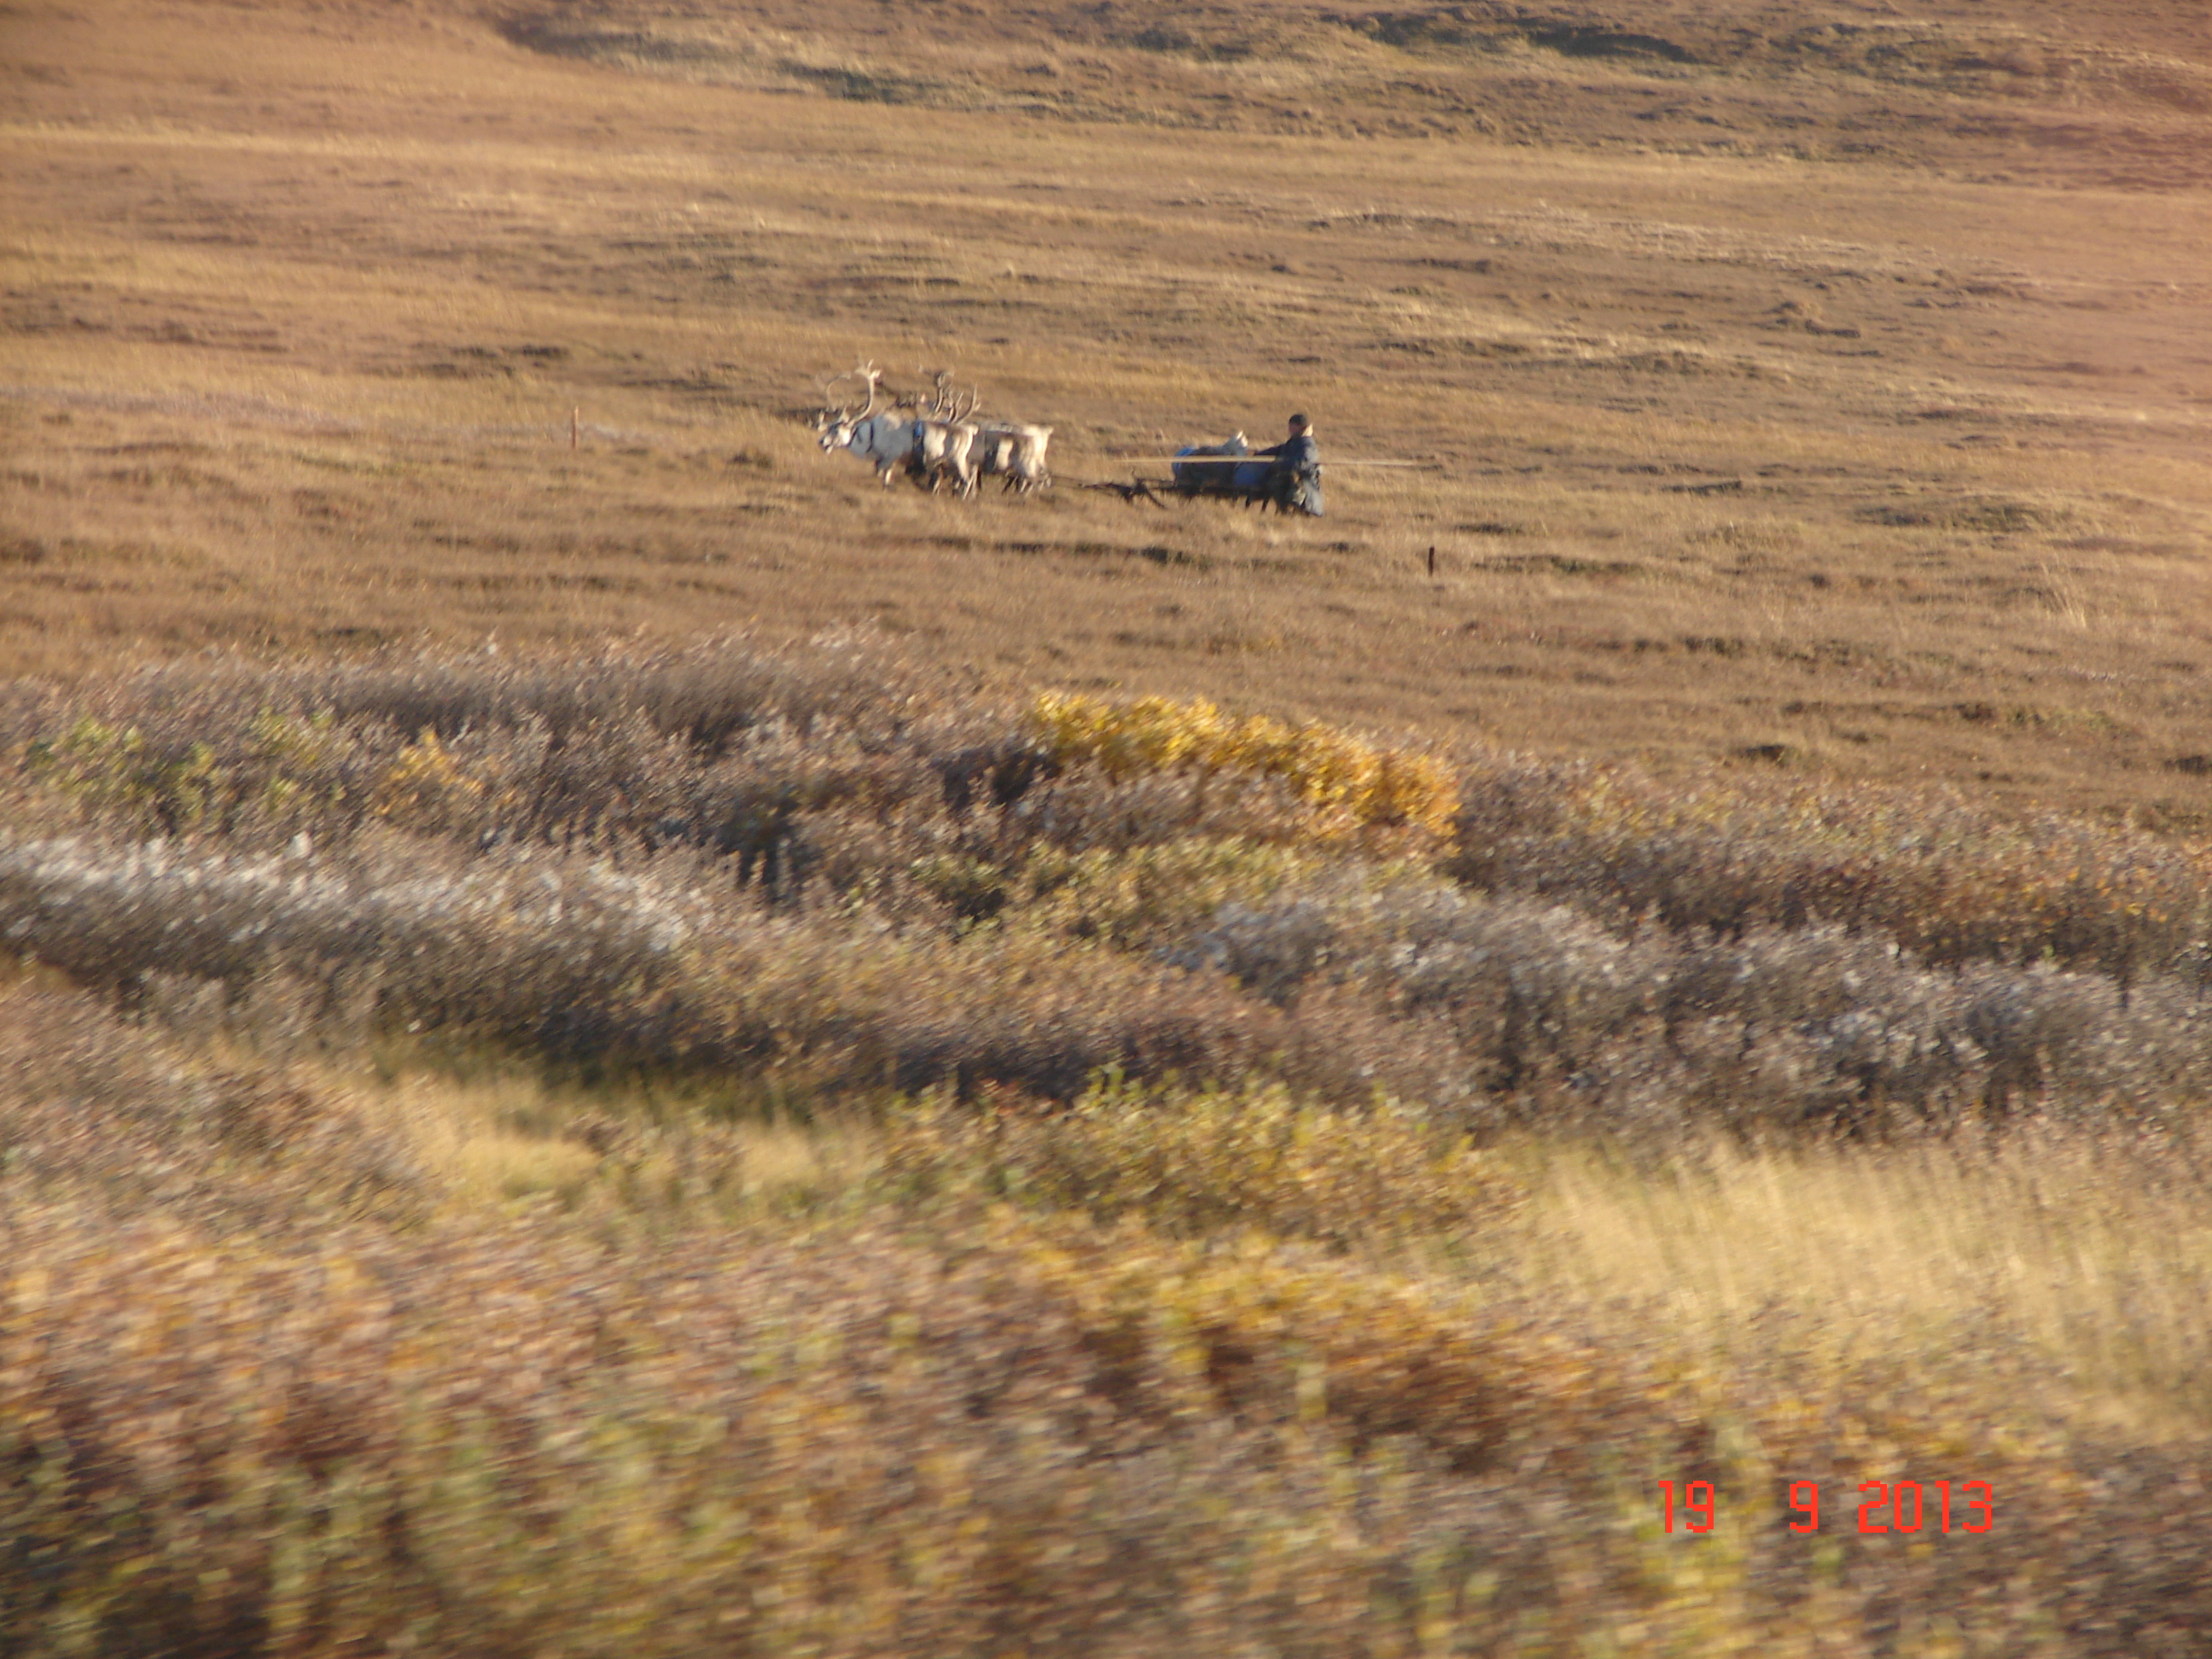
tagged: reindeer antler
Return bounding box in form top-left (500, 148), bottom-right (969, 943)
top-left (849, 359), bottom-right (883, 419)
top-left (821, 360), bottom-right (880, 418)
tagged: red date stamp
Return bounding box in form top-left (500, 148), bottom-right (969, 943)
top-left (1659, 1479), bottom-right (1994, 1534)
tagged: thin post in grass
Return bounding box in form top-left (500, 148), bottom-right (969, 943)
top-left (570, 406), bottom-right (579, 451)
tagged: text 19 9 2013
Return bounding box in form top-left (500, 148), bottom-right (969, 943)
top-left (1660, 1479), bottom-right (1994, 1534)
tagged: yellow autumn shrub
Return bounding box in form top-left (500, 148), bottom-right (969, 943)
top-left (372, 728), bottom-right (519, 833)
top-left (1030, 691), bottom-right (1459, 838)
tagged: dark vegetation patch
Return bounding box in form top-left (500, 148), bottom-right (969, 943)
top-left (990, 538), bottom-right (1213, 569)
top-left (1475, 552), bottom-right (1645, 578)
top-left (1858, 493), bottom-right (2062, 533)
top-left (781, 62), bottom-right (946, 105)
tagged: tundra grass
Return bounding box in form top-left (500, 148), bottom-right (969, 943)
top-left (6, 0), bottom-right (2212, 818)
top-left (6, 0), bottom-right (2212, 1650)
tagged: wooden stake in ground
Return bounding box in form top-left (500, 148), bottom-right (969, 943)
top-left (570, 406), bottom-right (579, 451)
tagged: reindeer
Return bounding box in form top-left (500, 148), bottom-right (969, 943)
top-left (910, 371), bottom-right (981, 498)
top-left (813, 362), bottom-right (920, 486)
top-left (971, 416), bottom-right (1053, 493)
top-left (812, 363), bottom-right (1049, 497)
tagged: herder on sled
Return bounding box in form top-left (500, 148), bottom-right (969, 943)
top-left (1163, 412), bottom-right (1324, 515)
top-left (1096, 410), bottom-right (1396, 513)
top-left (1257, 412), bottom-right (1324, 517)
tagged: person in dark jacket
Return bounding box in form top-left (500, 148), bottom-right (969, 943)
top-left (1258, 413), bottom-right (1323, 516)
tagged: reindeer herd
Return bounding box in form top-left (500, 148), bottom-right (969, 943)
top-left (812, 363), bottom-right (1051, 498)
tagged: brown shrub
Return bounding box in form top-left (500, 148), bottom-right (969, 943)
top-left (1452, 756), bottom-right (2212, 986)
top-left (0, 971), bottom-right (422, 1233)
top-left (9, 1200), bottom-right (2207, 1657)
top-left (0, 1204), bottom-right (1659, 1659)
top-left (10, 644), bottom-right (2212, 1136)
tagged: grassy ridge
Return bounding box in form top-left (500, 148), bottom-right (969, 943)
top-left (3, 643), bottom-right (2211, 1655)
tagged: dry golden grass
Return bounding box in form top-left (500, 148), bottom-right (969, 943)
top-left (306, 1044), bottom-right (2212, 1460)
top-left (1520, 1131), bottom-right (2212, 1444)
top-left (318, 1003), bottom-right (2212, 1462)
top-left (4, 0), bottom-right (2210, 822)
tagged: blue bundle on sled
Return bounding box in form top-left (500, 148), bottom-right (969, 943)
top-left (1172, 434), bottom-right (1271, 494)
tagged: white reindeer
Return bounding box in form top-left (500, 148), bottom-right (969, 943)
top-left (973, 420), bottom-right (1053, 493)
top-left (910, 373), bottom-right (981, 498)
top-left (813, 364), bottom-right (1049, 497)
top-left (814, 362), bottom-right (919, 486)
